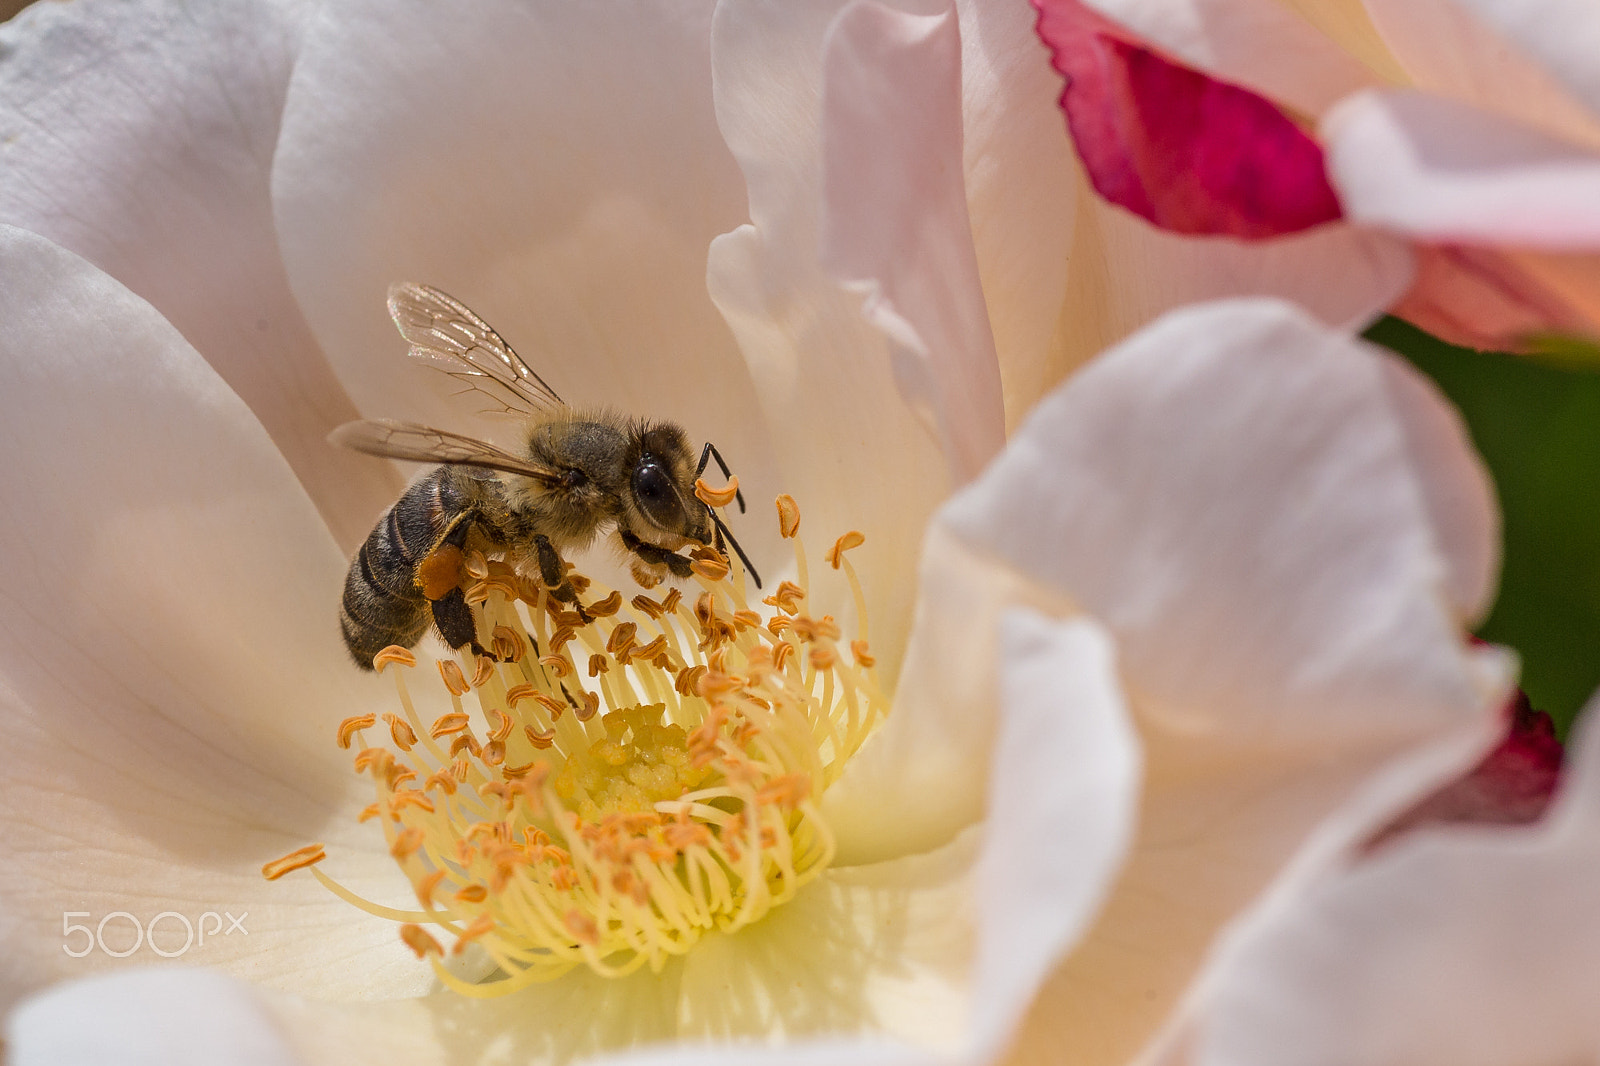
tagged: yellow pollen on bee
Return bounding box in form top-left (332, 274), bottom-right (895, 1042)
top-left (272, 495), bottom-right (888, 996)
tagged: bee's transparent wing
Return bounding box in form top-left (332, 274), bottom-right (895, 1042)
top-left (387, 282), bottom-right (565, 418)
top-left (331, 419), bottom-right (561, 486)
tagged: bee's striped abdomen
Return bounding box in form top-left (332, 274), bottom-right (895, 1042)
top-left (340, 468), bottom-right (471, 669)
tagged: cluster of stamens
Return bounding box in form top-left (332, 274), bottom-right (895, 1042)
top-left (263, 492), bottom-right (885, 995)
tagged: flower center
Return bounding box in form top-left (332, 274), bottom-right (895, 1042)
top-left (264, 493), bottom-right (885, 995)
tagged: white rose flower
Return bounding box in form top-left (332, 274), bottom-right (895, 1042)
top-left (0, 1), bottom-right (1507, 1064)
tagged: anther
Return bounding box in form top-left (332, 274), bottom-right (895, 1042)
top-left (453, 914), bottom-right (496, 954)
top-left (490, 625), bottom-right (527, 662)
top-left (586, 590), bottom-right (623, 617)
top-left (415, 869), bottom-right (448, 907)
top-left (337, 713), bottom-right (376, 749)
top-left (691, 556), bottom-right (730, 582)
top-left (438, 659), bottom-right (470, 697)
top-left (261, 843), bottom-right (325, 881)
top-left (430, 712), bottom-right (470, 738)
top-left (472, 655), bottom-right (496, 688)
top-left (694, 475), bottom-right (740, 508)
top-left (390, 828), bottom-right (424, 859)
top-left (487, 708), bottom-right (514, 742)
top-left (851, 639), bottom-right (875, 668)
top-left (775, 494), bottom-right (801, 538)
top-left (826, 531), bottom-right (865, 569)
top-left (400, 923), bottom-right (444, 959)
top-left (373, 646), bottom-right (417, 672)
top-left (762, 581), bottom-right (806, 615)
top-left (383, 713), bottom-right (417, 751)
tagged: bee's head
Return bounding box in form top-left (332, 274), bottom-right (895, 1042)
top-left (623, 421), bottom-right (711, 550)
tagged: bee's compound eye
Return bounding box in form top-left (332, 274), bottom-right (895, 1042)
top-left (633, 459), bottom-right (687, 533)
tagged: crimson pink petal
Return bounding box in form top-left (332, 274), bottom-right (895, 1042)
top-left (1370, 688), bottom-right (1565, 848)
top-left (1032, 0), bottom-right (1342, 238)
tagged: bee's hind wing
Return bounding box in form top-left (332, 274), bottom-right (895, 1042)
top-left (387, 282), bottom-right (566, 418)
top-left (330, 419), bottom-right (562, 487)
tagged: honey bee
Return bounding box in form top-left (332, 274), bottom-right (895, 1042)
top-left (334, 282), bottom-right (759, 670)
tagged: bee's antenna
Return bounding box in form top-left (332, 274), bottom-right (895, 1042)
top-left (709, 510), bottom-right (762, 589)
top-left (696, 442), bottom-right (747, 513)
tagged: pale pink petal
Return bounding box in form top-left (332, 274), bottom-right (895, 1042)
top-left (938, 297), bottom-right (1509, 1066)
top-left (1033, 0), bottom-right (1342, 238)
top-left (1054, 183), bottom-right (1415, 377)
top-left (709, 0), bottom-right (957, 674)
top-left (820, 1), bottom-right (1006, 482)
top-left (7, 970), bottom-right (301, 1066)
top-left (1391, 244), bottom-right (1598, 352)
top-left (1325, 89), bottom-right (1600, 250)
top-left (0, 0), bottom-right (399, 552)
top-left (1067, 0), bottom-right (1384, 114)
top-left (271, 0), bottom-right (783, 576)
top-left (0, 227), bottom-right (421, 1008)
top-left (1187, 693), bottom-right (1600, 1066)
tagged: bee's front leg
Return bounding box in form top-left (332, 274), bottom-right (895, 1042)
top-left (620, 529), bottom-right (694, 579)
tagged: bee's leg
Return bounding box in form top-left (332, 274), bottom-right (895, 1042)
top-left (695, 442), bottom-right (746, 513)
top-left (621, 529), bottom-right (694, 579)
top-left (532, 533), bottom-right (591, 621)
top-left (425, 512), bottom-right (496, 661)
top-left (429, 586), bottom-right (493, 660)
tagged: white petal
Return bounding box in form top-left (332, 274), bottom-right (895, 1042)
top-left (822, 523), bottom-right (1065, 862)
top-left (934, 297), bottom-right (1508, 1066)
top-left (0, 0), bottom-right (400, 551)
top-left (967, 610), bottom-right (1140, 1054)
top-left (271, 0), bottom-right (784, 572)
top-left (945, 296), bottom-right (1497, 739)
top-left (0, 226), bottom-right (422, 1007)
top-left (1358, 0), bottom-right (1600, 151)
top-left (1056, 194), bottom-right (1415, 376)
top-left (1441, 0), bottom-right (1600, 125)
top-left (1325, 89), bottom-right (1600, 250)
top-left (1188, 692), bottom-right (1600, 1066)
top-left (820, 1), bottom-right (1006, 482)
top-left (1077, 0), bottom-right (1385, 115)
top-left (948, 0), bottom-right (1080, 433)
top-left (708, 0), bottom-right (963, 671)
top-left (7, 969), bottom-right (301, 1066)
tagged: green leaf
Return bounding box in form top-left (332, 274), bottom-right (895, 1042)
top-left (1365, 316), bottom-right (1600, 738)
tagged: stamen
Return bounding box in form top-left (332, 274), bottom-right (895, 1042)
top-left (262, 843), bottom-right (326, 881)
top-left (775, 494), bottom-right (801, 539)
top-left (275, 494), bottom-right (887, 994)
top-left (694, 475), bottom-right (740, 509)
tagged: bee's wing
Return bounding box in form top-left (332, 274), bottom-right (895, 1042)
top-left (331, 419), bottom-right (562, 487)
top-left (387, 282), bottom-right (565, 418)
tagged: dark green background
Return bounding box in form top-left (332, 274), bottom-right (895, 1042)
top-left (1366, 317), bottom-right (1600, 737)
